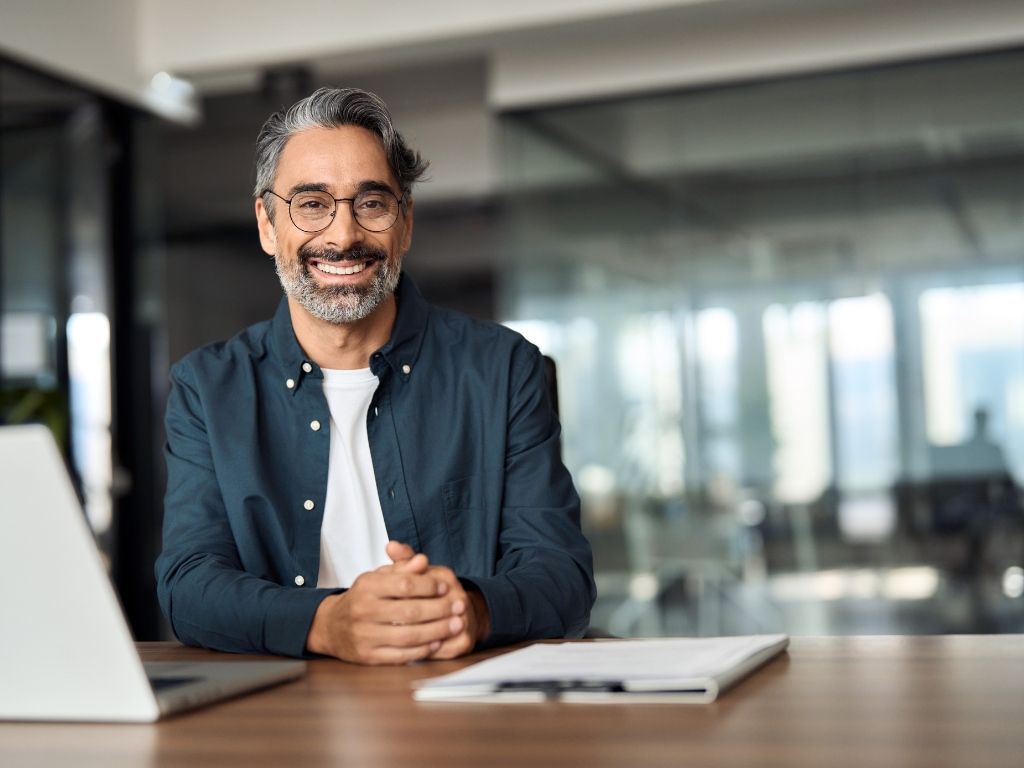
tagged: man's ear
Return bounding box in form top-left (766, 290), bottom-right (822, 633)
top-left (255, 196), bottom-right (278, 256)
top-left (399, 196), bottom-right (414, 255)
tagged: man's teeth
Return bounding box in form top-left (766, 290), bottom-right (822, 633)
top-left (316, 261), bottom-right (367, 276)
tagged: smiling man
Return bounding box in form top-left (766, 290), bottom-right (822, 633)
top-left (155, 88), bottom-right (595, 664)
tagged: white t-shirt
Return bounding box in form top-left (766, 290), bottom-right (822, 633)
top-left (316, 367), bottom-right (390, 588)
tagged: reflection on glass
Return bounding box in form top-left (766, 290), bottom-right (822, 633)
top-left (829, 293), bottom-right (898, 491)
top-left (763, 302), bottom-right (830, 504)
top-left (67, 313), bottom-right (113, 534)
top-left (829, 294), bottom-right (898, 542)
top-left (616, 313), bottom-right (684, 498)
top-left (0, 312), bottom-right (55, 381)
top-left (500, 49), bottom-right (1024, 637)
top-left (920, 283), bottom-right (1024, 482)
top-left (695, 308), bottom-right (740, 490)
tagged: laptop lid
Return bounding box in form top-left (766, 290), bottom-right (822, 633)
top-left (0, 424), bottom-right (303, 722)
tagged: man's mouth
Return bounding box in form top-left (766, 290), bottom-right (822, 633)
top-left (314, 261), bottom-right (370, 276)
top-left (299, 245), bottom-right (387, 280)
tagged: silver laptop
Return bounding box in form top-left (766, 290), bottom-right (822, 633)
top-left (0, 424), bottom-right (305, 722)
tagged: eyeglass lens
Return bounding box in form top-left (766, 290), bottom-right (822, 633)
top-left (289, 190), bottom-right (399, 233)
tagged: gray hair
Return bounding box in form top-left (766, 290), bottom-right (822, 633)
top-left (253, 87), bottom-right (428, 212)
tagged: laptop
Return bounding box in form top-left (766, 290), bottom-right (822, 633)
top-left (0, 424), bottom-right (305, 722)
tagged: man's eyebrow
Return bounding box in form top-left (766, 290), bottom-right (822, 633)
top-left (356, 179), bottom-right (400, 196)
top-left (284, 180), bottom-right (400, 198)
top-left (286, 181), bottom-right (330, 196)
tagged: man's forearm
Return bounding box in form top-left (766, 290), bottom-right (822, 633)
top-left (157, 555), bottom-right (336, 657)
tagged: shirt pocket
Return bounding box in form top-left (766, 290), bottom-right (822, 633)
top-left (441, 475), bottom-right (483, 567)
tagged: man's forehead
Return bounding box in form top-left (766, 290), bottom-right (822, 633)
top-left (276, 125), bottom-right (394, 182)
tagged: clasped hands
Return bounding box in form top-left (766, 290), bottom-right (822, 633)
top-left (306, 541), bottom-right (491, 665)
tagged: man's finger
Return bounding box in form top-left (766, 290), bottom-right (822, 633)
top-left (361, 595), bottom-right (459, 625)
top-left (392, 552), bottom-right (431, 574)
top-left (362, 570), bottom-right (447, 599)
top-left (427, 633), bottom-right (475, 660)
top-left (361, 642), bottom-right (442, 666)
top-left (371, 615), bottom-right (463, 648)
top-left (386, 540), bottom-right (417, 563)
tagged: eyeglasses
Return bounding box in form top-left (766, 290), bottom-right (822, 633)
top-left (262, 187), bottom-right (404, 233)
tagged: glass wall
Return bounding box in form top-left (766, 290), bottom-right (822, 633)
top-left (500, 49), bottom-right (1024, 636)
top-left (1, 63), bottom-right (114, 537)
top-left (1, 60), bottom-right (167, 637)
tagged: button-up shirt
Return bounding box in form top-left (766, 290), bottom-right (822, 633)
top-left (156, 274), bottom-right (595, 657)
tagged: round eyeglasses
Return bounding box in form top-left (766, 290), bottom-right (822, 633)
top-left (263, 188), bottom-right (404, 233)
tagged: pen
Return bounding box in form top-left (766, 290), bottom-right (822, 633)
top-left (497, 680), bottom-right (626, 697)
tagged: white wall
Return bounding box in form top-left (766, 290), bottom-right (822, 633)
top-left (0, 0), bottom-right (198, 122)
top-left (0, 0), bottom-right (139, 100)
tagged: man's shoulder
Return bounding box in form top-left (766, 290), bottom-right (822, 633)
top-left (171, 316), bottom-right (275, 383)
top-left (427, 304), bottom-right (534, 354)
top-left (428, 307), bottom-right (532, 348)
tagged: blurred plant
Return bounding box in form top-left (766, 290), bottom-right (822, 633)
top-left (0, 387), bottom-right (68, 450)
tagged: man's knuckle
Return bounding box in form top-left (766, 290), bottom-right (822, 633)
top-left (397, 627), bottom-right (418, 646)
top-left (402, 604), bottom-right (420, 623)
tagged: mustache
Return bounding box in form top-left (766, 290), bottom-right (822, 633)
top-left (298, 243), bottom-right (388, 264)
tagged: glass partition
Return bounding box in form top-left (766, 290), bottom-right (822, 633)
top-left (499, 49), bottom-right (1024, 636)
top-left (0, 60), bottom-right (168, 638)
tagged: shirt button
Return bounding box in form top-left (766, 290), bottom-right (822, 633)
top-left (389, 488), bottom-right (396, 499)
top-left (302, 362), bottom-right (313, 373)
top-left (294, 575), bottom-right (305, 586)
top-left (402, 364), bottom-right (412, 375)
top-left (285, 378), bottom-right (295, 389)
top-left (304, 499), bottom-right (315, 510)
top-left (310, 420), bottom-right (321, 431)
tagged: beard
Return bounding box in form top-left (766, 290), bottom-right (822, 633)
top-left (275, 242), bottom-right (400, 324)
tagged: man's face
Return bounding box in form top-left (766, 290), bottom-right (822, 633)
top-left (255, 125), bottom-right (413, 324)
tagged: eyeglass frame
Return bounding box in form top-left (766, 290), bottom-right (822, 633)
top-left (261, 186), bottom-right (408, 234)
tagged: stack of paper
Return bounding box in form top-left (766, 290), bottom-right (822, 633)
top-left (414, 634), bottom-right (789, 703)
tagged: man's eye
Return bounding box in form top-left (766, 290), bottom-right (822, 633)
top-left (297, 198), bottom-right (327, 210)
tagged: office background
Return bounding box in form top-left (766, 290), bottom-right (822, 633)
top-left (1, 0), bottom-right (1023, 642)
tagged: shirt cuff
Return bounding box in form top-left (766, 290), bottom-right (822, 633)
top-left (262, 587), bottom-right (344, 658)
top-left (458, 574), bottom-right (525, 649)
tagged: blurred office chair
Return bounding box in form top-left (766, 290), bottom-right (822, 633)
top-left (542, 355), bottom-right (617, 639)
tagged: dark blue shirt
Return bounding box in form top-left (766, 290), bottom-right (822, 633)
top-left (156, 274), bottom-right (595, 657)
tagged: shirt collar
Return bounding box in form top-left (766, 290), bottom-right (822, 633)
top-left (371, 272), bottom-right (430, 378)
top-left (269, 271), bottom-right (430, 385)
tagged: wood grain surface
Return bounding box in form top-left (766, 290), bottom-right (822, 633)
top-left (1, 636), bottom-right (1022, 767)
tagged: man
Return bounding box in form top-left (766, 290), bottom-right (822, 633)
top-left (156, 87), bottom-right (595, 665)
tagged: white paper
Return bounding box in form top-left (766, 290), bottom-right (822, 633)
top-left (414, 634), bottom-right (788, 703)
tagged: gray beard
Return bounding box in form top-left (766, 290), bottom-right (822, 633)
top-left (275, 254), bottom-right (400, 324)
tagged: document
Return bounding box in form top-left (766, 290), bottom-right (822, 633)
top-left (413, 634), bottom-right (789, 703)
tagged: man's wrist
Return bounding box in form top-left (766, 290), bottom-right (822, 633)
top-left (466, 589), bottom-right (491, 645)
top-left (305, 593), bottom-right (342, 656)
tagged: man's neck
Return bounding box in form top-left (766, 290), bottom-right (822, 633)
top-left (287, 295), bottom-right (397, 370)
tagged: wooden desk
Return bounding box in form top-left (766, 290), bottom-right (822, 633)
top-left (1, 636), bottom-right (1022, 767)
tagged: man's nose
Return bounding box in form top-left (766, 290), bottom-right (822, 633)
top-left (319, 201), bottom-right (364, 249)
